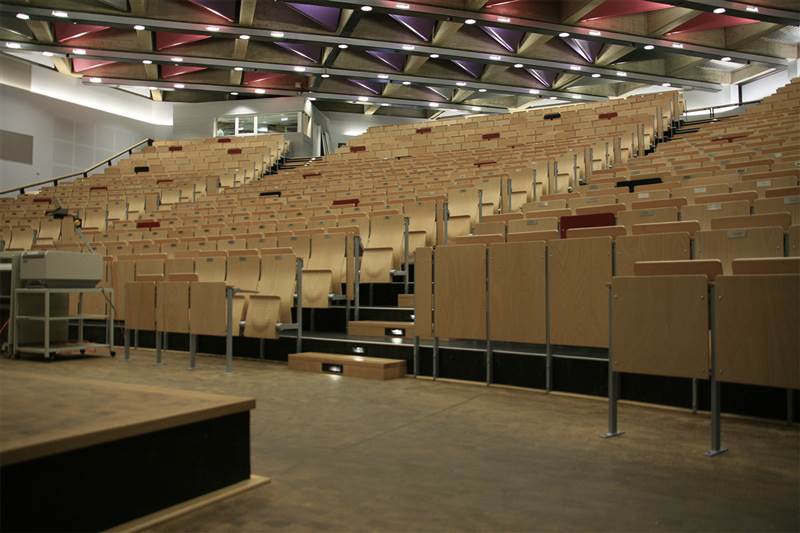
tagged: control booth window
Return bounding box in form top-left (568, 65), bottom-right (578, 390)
top-left (214, 113), bottom-right (301, 136)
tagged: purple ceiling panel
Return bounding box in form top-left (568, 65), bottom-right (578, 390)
top-left (350, 79), bottom-right (383, 94)
top-left (527, 68), bottom-right (556, 87)
top-left (366, 50), bottom-right (405, 71)
top-left (452, 59), bottom-right (484, 79)
top-left (563, 37), bottom-right (603, 63)
top-left (480, 26), bottom-right (524, 53)
top-left (275, 42), bottom-right (322, 62)
top-left (388, 14), bottom-right (436, 42)
top-left (185, 0), bottom-right (236, 21)
top-left (286, 3), bottom-right (341, 32)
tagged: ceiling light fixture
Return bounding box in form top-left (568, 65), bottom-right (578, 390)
top-left (308, 96), bottom-right (316, 100)
top-left (589, 30), bottom-right (602, 36)
top-left (338, 44), bottom-right (348, 49)
top-left (205, 26), bottom-right (220, 32)
top-left (549, 96), bottom-right (557, 100)
top-left (720, 56), bottom-right (731, 62)
top-left (672, 43), bottom-right (684, 48)
top-left (745, 6), bottom-right (759, 12)
top-left (72, 48), bottom-right (86, 55)
top-left (572, 94), bottom-right (581, 99)
top-left (616, 71), bottom-right (627, 77)
top-left (255, 88), bottom-right (266, 94)
top-left (230, 92), bottom-right (239, 95)
top-left (429, 53), bottom-right (439, 58)
top-left (489, 55), bottom-right (502, 60)
top-left (478, 88), bottom-right (487, 92)
top-left (281, 117), bottom-right (288, 121)
top-left (471, 106), bottom-right (481, 111)
top-left (16, 13), bottom-right (30, 20)
top-left (559, 32), bottom-right (570, 38)
top-left (396, 3), bottom-right (411, 9)
top-left (89, 77), bottom-right (102, 83)
top-left (497, 17), bottom-right (511, 23)
top-left (402, 81), bottom-right (411, 85)
top-left (661, 82), bottom-right (671, 87)
top-left (429, 102), bottom-right (439, 107)
top-left (171, 56), bottom-right (183, 62)
top-left (402, 44), bottom-right (415, 50)
top-left (6, 42), bottom-right (21, 49)
top-left (42, 51), bottom-right (54, 57)
top-left (240, 34), bottom-right (251, 40)
top-left (378, 73), bottom-right (389, 79)
top-left (52, 10), bottom-right (69, 18)
top-left (644, 44), bottom-right (655, 50)
top-left (591, 73), bottom-right (601, 78)
top-left (358, 96), bottom-right (369, 101)
top-left (321, 73), bottom-right (330, 78)
top-left (381, 103), bottom-right (390, 106)
top-left (570, 65), bottom-right (581, 70)
top-left (456, 81), bottom-right (466, 86)
top-left (174, 83), bottom-right (184, 88)
top-left (293, 66), bottom-right (307, 72)
top-left (514, 63), bottom-right (523, 68)
top-left (234, 66), bottom-right (243, 71)
top-left (712, 7), bottom-right (726, 14)
top-left (133, 24), bottom-right (145, 31)
top-left (464, 18), bottom-right (476, 25)
top-left (361, 5), bottom-right (373, 11)
top-left (529, 89), bottom-right (540, 94)
top-left (142, 59), bottom-right (152, 64)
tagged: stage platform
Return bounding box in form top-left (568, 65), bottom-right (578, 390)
top-left (0, 369), bottom-right (264, 532)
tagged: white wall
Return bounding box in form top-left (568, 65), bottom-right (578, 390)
top-left (0, 83), bottom-right (170, 194)
top-left (319, 111), bottom-right (426, 150)
top-left (741, 68), bottom-right (792, 102)
top-left (171, 96), bottom-right (307, 139)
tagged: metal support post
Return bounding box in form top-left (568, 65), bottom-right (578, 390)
top-left (296, 258), bottom-right (304, 354)
top-left (402, 217), bottom-right (410, 295)
top-left (552, 161), bottom-right (559, 193)
top-left (692, 379), bottom-right (699, 413)
top-left (225, 286), bottom-right (234, 374)
top-left (77, 292), bottom-right (84, 346)
top-left (532, 168), bottom-right (538, 202)
top-left (443, 201), bottom-right (450, 244)
top-left (155, 326), bottom-right (162, 367)
top-left (107, 289), bottom-right (114, 356)
top-left (189, 334), bottom-right (197, 370)
top-left (603, 284), bottom-right (624, 438)
top-left (788, 390), bottom-right (794, 425)
top-left (432, 336), bottom-right (439, 380)
top-left (705, 285), bottom-right (727, 456)
top-left (124, 328), bottom-right (130, 361)
top-left (505, 177), bottom-right (513, 213)
top-left (354, 236), bottom-right (361, 321)
top-left (545, 246), bottom-right (552, 392)
top-left (259, 339), bottom-right (265, 359)
top-left (477, 190), bottom-right (484, 223)
top-left (485, 247), bottom-right (492, 385)
top-left (572, 152), bottom-right (578, 189)
top-left (413, 336), bottom-right (420, 377)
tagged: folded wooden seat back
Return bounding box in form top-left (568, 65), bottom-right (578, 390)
top-left (258, 253), bottom-right (296, 323)
top-left (278, 234), bottom-right (311, 264)
top-left (226, 254), bottom-right (260, 291)
top-left (366, 214), bottom-right (404, 268)
top-left (695, 227), bottom-right (784, 274)
top-left (195, 253), bottom-right (227, 282)
top-left (308, 233), bottom-right (347, 290)
top-left (243, 295), bottom-right (281, 339)
top-left (403, 201), bottom-right (436, 246)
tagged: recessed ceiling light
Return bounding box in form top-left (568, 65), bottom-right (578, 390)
top-left (529, 89), bottom-right (540, 94)
top-left (396, 3), bottom-right (411, 9)
top-left (234, 66), bottom-right (243, 71)
top-left (745, 6), bottom-right (759, 12)
top-left (661, 82), bottom-right (671, 87)
top-left (230, 91), bottom-right (238, 95)
top-left (471, 106), bottom-right (481, 111)
top-left (174, 83), bottom-right (184, 88)
top-left (671, 43), bottom-right (683, 48)
top-left (255, 88), bottom-right (266, 94)
top-left (644, 44), bottom-right (655, 50)
top-left (308, 96), bottom-right (316, 100)
top-left (559, 32), bottom-right (570, 38)
top-left (280, 117), bottom-right (288, 121)
top-left (514, 63), bottom-right (523, 68)
top-left (720, 56), bottom-right (731, 62)
top-left (429, 53), bottom-right (439, 58)
top-left (378, 73), bottom-right (389, 79)
top-left (497, 16), bottom-right (511, 23)
top-left (570, 65), bottom-right (581, 70)
top-left (549, 96), bottom-right (557, 100)
top-left (293, 66), bottom-right (307, 72)
top-left (338, 44), bottom-right (348, 49)
top-left (429, 102), bottom-right (439, 107)
top-left (402, 81), bottom-right (411, 85)
top-left (464, 18), bottom-right (476, 25)
top-left (616, 71), bottom-right (627, 77)
top-left (171, 56), bottom-right (183, 62)
top-left (270, 31), bottom-right (286, 38)
top-left (591, 73), bottom-right (601, 78)
top-left (240, 34), bottom-right (251, 40)
top-left (89, 77), bottom-right (102, 83)
top-left (712, 7), bottom-right (726, 14)
top-left (133, 24), bottom-right (145, 31)
top-left (205, 25), bottom-right (220, 32)
top-left (52, 10), bottom-right (69, 18)
top-left (358, 96), bottom-right (369, 101)
top-left (16, 13), bottom-right (29, 20)
top-left (321, 73), bottom-right (330, 78)
top-left (149, 86), bottom-right (157, 90)
top-left (456, 81), bottom-right (466, 86)
top-left (5, 42), bottom-right (21, 49)
top-left (361, 5), bottom-right (373, 11)
top-left (347, 100), bottom-right (354, 104)
top-left (589, 30), bottom-right (601, 36)
top-left (381, 103), bottom-right (390, 106)
top-left (72, 48), bottom-right (86, 55)
top-left (142, 59), bottom-right (152, 64)
top-left (478, 88), bottom-right (487, 92)
top-left (42, 51), bottom-right (54, 57)
top-left (571, 94), bottom-right (581, 99)
top-left (402, 44), bottom-right (415, 50)
top-left (489, 54), bottom-right (502, 60)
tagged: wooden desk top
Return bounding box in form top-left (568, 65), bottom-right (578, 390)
top-left (0, 370), bottom-right (255, 466)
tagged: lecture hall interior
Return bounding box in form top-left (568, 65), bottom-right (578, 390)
top-left (0, 0), bottom-right (798, 531)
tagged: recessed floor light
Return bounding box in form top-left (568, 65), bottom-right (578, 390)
top-left (308, 96), bottom-right (316, 100)
top-left (745, 6), bottom-right (759, 12)
top-left (234, 67), bottom-right (243, 71)
top-left (616, 71), bottom-right (627, 77)
top-left (661, 82), bottom-right (671, 87)
top-left (589, 30), bottom-right (601, 36)
top-left (529, 89), bottom-right (540, 94)
top-left (149, 86), bottom-right (157, 90)
top-left (380, 103), bottom-right (389, 106)
top-left (52, 10), bottom-right (69, 18)
top-left (378, 73), bottom-right (389, 79)
top-left (402, 81), bottom-right (411, 85)
top-left (338, 44), bottom-right (348, 49)
top-left (456, 81), bottom-right (466, 86)
top-left (572, 94), bottom-right (581, 99)
top-left (549, 96), bottom-right (557, 100)
top-left (396, 3), bottom-right (410, 9)
top-left (471, 106), bottom-right (481, 111)
top-left (133, 24), bottom-right (145, 31)
top-left (321, 73), bottom-right (330, 78)
top-left (489, 55), bottom-right (502, 60)
top-left (280, 117), bottom-right (288, 121)
top-left (672, 43), bottom-right (684, 48)
top-left (42, 51), bottom-right (54, 57)
top-left (402, 44), bottom-right (415, 50)
top-left (721, 56), bottom-right (731, 62)
top-left (171, 56), bottom-right (183, 62)
top-left (16, 13), bottom-right (30, 20)
top-left (514, 63), bottom-right (523, 68)
top-left (497, 17), bottom-right (511, 23)
top-left (293, 66), bottom-right (306, 72)
top-left (429, 53), bottom-right (439, 58)
top-left (358, 96), bottom-right (369, 101)
top-left (570, 65), bottom-right (581, 70)
top-left (429, 102), bottom-right (439, 107)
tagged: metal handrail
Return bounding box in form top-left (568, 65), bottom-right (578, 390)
top-left (0, 137), bottom-right (153, 196)
top-left (682, 99), bottom-right (762, 121)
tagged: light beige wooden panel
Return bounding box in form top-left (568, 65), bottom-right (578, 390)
top-left (244, 295), bottom-right (281, 339)
top-left (195, 255), bottom-right (226, 282)
top-left (615, 233), bottom-right (691, 276)
top-left (507, 230), bottom-right (560, 243)
top-left (473, 221), bottom-right (505, 235)
top-left (754, 196), bottom-right (800, 225)
top-left (124, 281), bottom-right (156, 330)
top-left (434, 244), bottom-right (486, 340)
top-left (226, 254), bottom-right (260, 291)
top-left (710, 213), bottom-right (791, 231)
top-left (548, 237), bottom-right (612, 348)
top-left (612, 275), bottom-right (709, 380)
top-left (301, 270), bottom-right (332, 308)
top-left (414, 247), bottom-right (433, 338)
top-left (157, 281), bottom-right (189, 333)
top-left (508, 217), bottom-right (558, 233)
top-left (732, 257), bottom-right (800, 274)
top-left (695, 227), bottom-right (784, 274)
top-left (715, 275), bottom-right (800, 389)
top-left (617, 207), bottom-right (677, 232)
top-left (189, 282), bottom-right (227, 336)
top-left (489, 241), bottom-right (546, 343)
top-left (360, 247), bottom-right (393, 283)
top-left (680, 201), bottom-right (750, 230)
top-left (789, 225), bottom-right (799, 257)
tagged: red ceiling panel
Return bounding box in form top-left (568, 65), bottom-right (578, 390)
top-left (668, 13), bottom-right (759, 34)
top-left (582, 0), bottom-right (673, 21)
top-left (72, 58), bottom-right (117, 73)
top-left (53, 22), bottom-right (110, 42)
top-left (155, 32), bottom-right (212, 50)
top-left (161, 64), bottom-right (208, 78)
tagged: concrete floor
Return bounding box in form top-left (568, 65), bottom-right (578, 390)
top-left (2, 351), bottom-right (798, 532)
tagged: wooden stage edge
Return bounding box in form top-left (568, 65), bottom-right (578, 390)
top-left (110, 475), bottom-right (271, 533)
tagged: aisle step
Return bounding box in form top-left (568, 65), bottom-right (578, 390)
top-left (347, 320), bottom-right (415, 338)
top-left (288, 352), bottom-right (406, 380)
